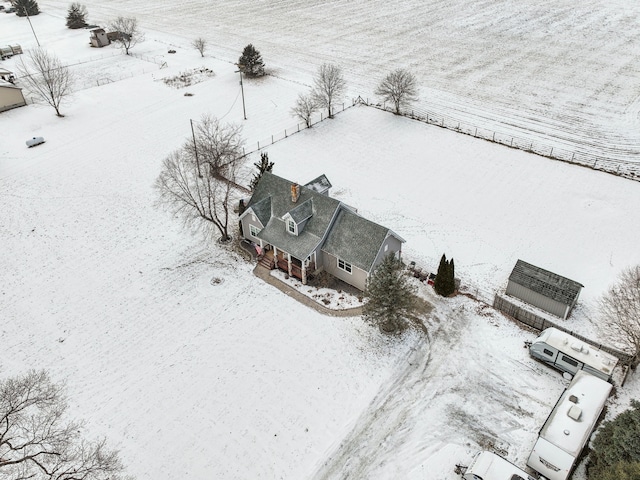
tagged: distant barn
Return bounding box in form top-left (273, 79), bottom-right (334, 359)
top-left (505, 260), bottom-right (583, 320)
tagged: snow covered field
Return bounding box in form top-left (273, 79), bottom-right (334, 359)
top-left (2, 3), bottom-right (640, 480)
top-left (32, 0), bottom-right (640, 164)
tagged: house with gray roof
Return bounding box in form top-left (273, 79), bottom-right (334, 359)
top-left (505, 259), bottom-right (584, 319)
top-left (239, 172), bottom-right (405, 291)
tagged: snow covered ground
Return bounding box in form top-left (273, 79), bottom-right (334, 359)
top-left (2, 4), bottom-right (640, 480)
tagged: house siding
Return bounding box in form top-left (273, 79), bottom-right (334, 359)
top-left (240, 214), bottom-right (264, 245)
top-left (370, 235), bottom-right (403, 270)
top-left (322, 251), bottom-right (368, 291)
top-left (0, 85), bottom-right (26, 113)
top-left (505, 280), bottom-right (569, 319)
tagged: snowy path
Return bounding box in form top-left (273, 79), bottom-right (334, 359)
top-left (311, 298), bottom-right (564, 479)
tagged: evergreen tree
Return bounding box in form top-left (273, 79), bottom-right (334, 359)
top-left (434, 253), bottom-right (455, 296)
top-left (238, 44), bottom-right (265, 77)
top-left (66, 2), bottom-right (88, 29)
top-left (250, 152), bottom-right (274, 191)
top-left (363, 253), bottom-right (416, 333)
top-left (588, 400), bottom-right (640, 479)
top-left (589, 461), bottom-right (640, 480)
top-left (14, 0), bottom-right (40, 16)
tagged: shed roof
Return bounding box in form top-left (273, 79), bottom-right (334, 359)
top-left (508, 260), bottom-right (583, 306)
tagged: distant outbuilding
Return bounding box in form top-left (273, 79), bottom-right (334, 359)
top-left (89, 28), bottom-right (110, 48)
top-left (505, 259), bottom-right (583, 320)
top-left (0, 80), bottom-right (26, 113)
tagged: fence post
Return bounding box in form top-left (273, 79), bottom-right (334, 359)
top-left (441, 118), bottom-right (444, 127)
top-left (594, 159), bottom-right (597, 168)
top-left (474, 127), bottom-right (477, 137)
top-left (321, 112), bottom-right (323, 121)
top-left (572, 152), bottom-right (575, 162)
top-left (285, 129), bottom-right (287, 138)
top-left (298, 123), bottom-right (300, 132)
top-left (271, 135), bottom-right (274, 145)
top-left (492, 132), bottom-right (495, 141)
top-left (257, 141), bottom-right (260, 149)
top-left (550, 147), bottom-right (553, 156)
top-left (510, 137), bottom-right (513, 147)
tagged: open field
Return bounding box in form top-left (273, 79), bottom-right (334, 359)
top-left (30, 0), bottom-right (640, 164)
top-left (2, 4), bottom-right (640, 480)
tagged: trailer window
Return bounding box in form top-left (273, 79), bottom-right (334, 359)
top-left (543, 349), bottom-right (554, 356)
top-left (561, 355), bottom-right (579, 367)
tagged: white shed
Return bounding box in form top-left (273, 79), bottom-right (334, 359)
top-left (0, 80), bottom-right (26, 112)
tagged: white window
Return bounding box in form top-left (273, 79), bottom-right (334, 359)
top-left (338, 258), bottom-right (352, 274)
top-left (249, 225), bottom-right (260, 237)
top-left (288, 220), bottom-right (296, 234)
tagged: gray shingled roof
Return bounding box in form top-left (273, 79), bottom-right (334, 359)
top-left (249, 197), bottom-right (271, 227)
top-left (509, 260), bottom-right (584, 305)
top-left (288, 199), bottom-right (313, 224)
top-left (322, 208), bottom-right (392, 272)
top-left (246, 172), bottom-right (342, 259)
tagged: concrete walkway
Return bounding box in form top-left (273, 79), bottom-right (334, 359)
top-left (253, 264), bottom-right (363, 318)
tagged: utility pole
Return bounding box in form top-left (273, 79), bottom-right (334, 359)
top-left (23, 7), bottom-right (41, 47)
top-left (235, 66), bottom-right (247, 120)
top-left (190, 119), bottom-right (202, 178)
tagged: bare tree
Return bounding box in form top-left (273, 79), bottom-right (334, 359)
top-left (156, 116), bottom-right (245, 242)
top-left (192, 37), bottom-right (207, 57)
top-left (599, 265), bottom-right (640, 368)
top-left (183, 115), bottom-right (244, 177)
top-left (291, 92), bottom-right (318, 128)
top-left (17, 48), bottom-right (74, 117)
top-left (108, 16), bottom-right (144, 55)
top-left (0, 370), bottom-right (130, 480)
top-left (312, 63), bottom-right (346, 118)
top-left (375, 68), bottom-right (418, 115)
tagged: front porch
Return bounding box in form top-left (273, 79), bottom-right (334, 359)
top-left (257, 247), bottom-right (316, 284)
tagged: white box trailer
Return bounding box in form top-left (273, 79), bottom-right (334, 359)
top-left (529, 327), bottom-right (618, 381)
top-left (462, 451), bottom-right (535, 480)
top-left (527, 370), bottom-right (612, 480)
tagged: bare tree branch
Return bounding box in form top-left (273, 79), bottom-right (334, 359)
top-left (291, 92), bottom-right (318, 128)
top-left (155, 128), bottom-right (245, 242)
top-left (192, 38), bottom-right (207, 57)
top-left (0, 370), bottom-right (130, 480)
top-left (312, 63), bottom-right (346, 118)
top-left (599, 264), bottom-right (640, 368)
top-left (108, 17), bottom-right (144, 55)
top-left (375, 68), bottom-right (419, 115)
top-left (16, 49), bottom-right (74, 117)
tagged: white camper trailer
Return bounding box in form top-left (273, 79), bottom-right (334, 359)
top-left (462, 451), bottom-right (535, 480)
top-left (527, 370), bottom-right (612, 480)
top-left (529, 328), bottom-right (618, 381)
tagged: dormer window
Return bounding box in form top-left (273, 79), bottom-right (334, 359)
top-left (288, 220), bottom-right (296, 235)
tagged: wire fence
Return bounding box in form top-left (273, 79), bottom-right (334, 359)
top-left (361, 99), bottom-right (640, 182)
top-left (240, 102), bottom-right (353, 158)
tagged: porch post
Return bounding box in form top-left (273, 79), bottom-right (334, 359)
top-left (287, 253), bottom-right (292, 276)
top-left (302, 265), bottom-right (307, 284)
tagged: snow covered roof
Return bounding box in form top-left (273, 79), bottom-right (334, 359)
top-left (508, 260), bottom-right (583, 306)
top-left (538, 370), bottom-right (612, 457)
top-left (465, 451), bottom-right (534, 480)
top-left (533, 328), bottom-right (618, 375)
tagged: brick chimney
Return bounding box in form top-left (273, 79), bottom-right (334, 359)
top-left (291, 183), bottom-right (300, 203)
